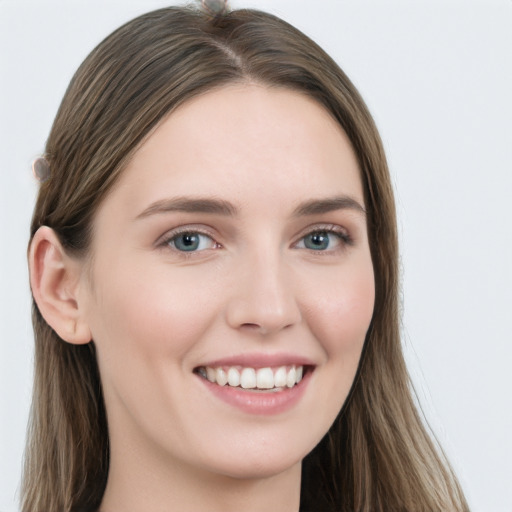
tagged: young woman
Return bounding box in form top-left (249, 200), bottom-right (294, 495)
top-left (23, 3), bottom-right (469, 511)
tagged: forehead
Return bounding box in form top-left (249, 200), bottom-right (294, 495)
top-left (98, 83), bottom-right (363, 218)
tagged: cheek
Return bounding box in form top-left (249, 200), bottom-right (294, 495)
top-left (296, 260), bottom-right (375, 431)
top-left (87, 260), bottom-right (223, 365)
top-left (305, 262), bottom-right (375, 358)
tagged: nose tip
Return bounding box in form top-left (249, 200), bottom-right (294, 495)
top-left (228, 298), bottom-right (301, 336)
top-left (225, 264), bottom-right (302, 336)
top-left (236, 304), bottom-right (299, 336)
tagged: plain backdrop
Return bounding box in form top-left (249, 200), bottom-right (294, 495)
top-left (1, 1), bottom-right (511, 511)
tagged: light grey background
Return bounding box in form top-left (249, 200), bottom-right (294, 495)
top-left (1, 1), bottom-right (511, 511)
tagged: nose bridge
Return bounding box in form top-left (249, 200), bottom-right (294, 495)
top-left (225, 243), bottom-right (301, 335)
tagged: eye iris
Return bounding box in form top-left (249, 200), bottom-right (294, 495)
top-left (174, 233), bottom-right (200, 251)
top-left (305, 231), bottom-right (330, 250)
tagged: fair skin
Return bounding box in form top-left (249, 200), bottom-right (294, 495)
top-left (30, 84), bottom-right (375, 512)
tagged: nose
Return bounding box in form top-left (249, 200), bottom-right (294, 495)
top-left (225, 251), bottom-right (302, 336)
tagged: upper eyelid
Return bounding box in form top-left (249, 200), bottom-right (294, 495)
top-left (156, 225), bottom-right (219, 246)
top-left (293, 223), bottom-right (351, 240)
top-left (292, 224), bottom-right (354, 252)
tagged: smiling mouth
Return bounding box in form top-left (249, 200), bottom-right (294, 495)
top-left (194, 365), bottom-right (310, 392)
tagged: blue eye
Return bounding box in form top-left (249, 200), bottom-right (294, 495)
top-left (168, 232), bottom-right (216, 252)
top-left (297, 230), bottom-right (345, 251)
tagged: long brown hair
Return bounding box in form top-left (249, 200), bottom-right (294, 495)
top-left (23, 6), bottom-right (469, 512)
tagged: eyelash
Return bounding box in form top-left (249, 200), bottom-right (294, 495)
top-left (158, 224), bottom-right (353, 255)
top-left (294, 224), bottom-right (353, 253)
top-left (159, 227), bottom-right (220, 254)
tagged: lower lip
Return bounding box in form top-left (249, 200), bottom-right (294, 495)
top-left (197, 370), bottom-right (312, 415)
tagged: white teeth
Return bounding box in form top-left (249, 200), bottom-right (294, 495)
top-left (256, 367), bottom-right (274, 389)
top-left (295, 365), bottom-right (303, 383)
top-left (240, 368), bottom-right (256, 389)
top-left (216, 368), bottom-right (228, 386)
top-left (274, 366), bottom-right (287, 388)
top-left (286, 367), bottom-right (297, 388)
top-left (227, 367), bottom-right (240, 387)
top-left (206, 367), bottom-right (216, 383)
top-left (200, 365), bottom-right (305, 390)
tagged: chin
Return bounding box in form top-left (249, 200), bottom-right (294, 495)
top-left (196, 436), bottom-right (311, 481)
top-left (215, 457), bottom-right (302, 481)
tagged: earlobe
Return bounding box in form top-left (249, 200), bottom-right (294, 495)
top-left (29, 226), bottom-right (92, 345)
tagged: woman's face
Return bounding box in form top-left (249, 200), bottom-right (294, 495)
top-left (79, 84), bottom-right (375, 481)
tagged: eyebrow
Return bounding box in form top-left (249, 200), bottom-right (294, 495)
top-left (136, 197), bottom-right (237, 219)
top-left (292, 196), bottom-right (366, 217)
top-left (136, 194), bottom-right (366, 220)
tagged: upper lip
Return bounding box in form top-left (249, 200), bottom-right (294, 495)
top-left (196, 352), bottom-right (316, 369)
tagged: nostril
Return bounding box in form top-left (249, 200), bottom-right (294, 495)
top-left (240, 321), bottom-right (296, 336)
top-left (240, 322), bottom-right (268, 335)
top-left (241, 323), bottom-right (260, 329)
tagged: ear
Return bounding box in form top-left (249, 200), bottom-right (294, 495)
top-left (29, 226), bottom-right (92, 345)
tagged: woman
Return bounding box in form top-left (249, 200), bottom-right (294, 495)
top-left (23, 3), bottom-right (469, 511)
